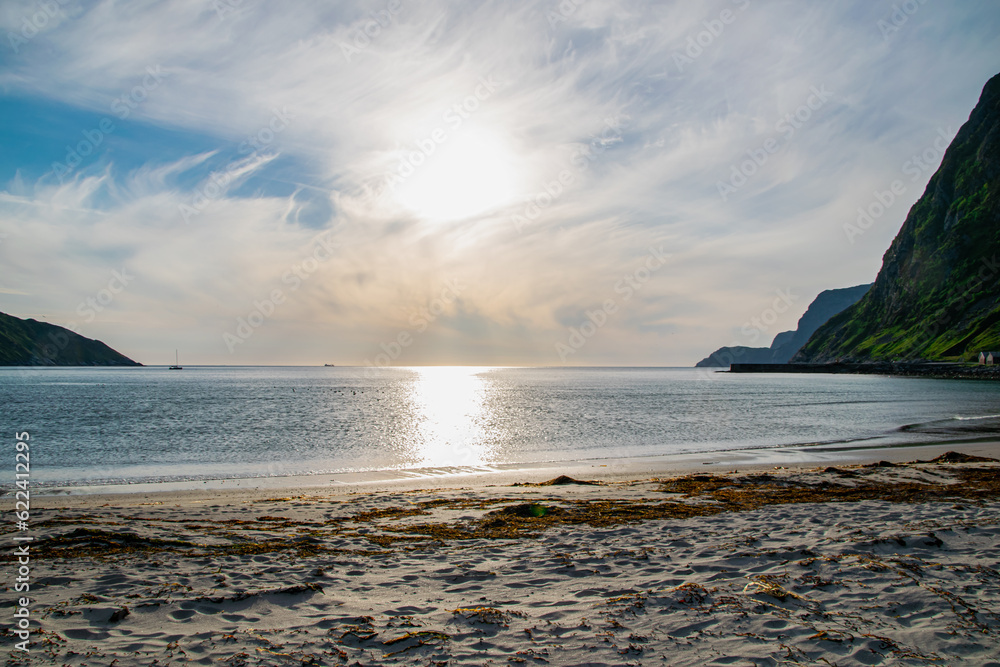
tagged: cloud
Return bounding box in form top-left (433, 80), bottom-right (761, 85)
top-left (1, 0), bottom-right (999, 364)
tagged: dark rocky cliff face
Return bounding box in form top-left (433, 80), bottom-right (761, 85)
top-left (795, 72), bottom-right (1000, 363)
top-left (775, 284), bottom-right (873, 358)
top-left (0, 311), bottom-right (141, 366)
top-left (695, 284), bottom-right (870, 367)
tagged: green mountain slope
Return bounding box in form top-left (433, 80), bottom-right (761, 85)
top-left (795, 72), bottom-right (1000, 363)
top-left (0, 311), bottom-right (141, 366)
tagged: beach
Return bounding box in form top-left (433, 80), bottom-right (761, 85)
top-left (4, 442), bottom-right (1000, 666)
top-left (3, 3), bottom-right (999, 666)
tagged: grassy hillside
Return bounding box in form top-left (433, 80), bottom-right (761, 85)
top-left (795, 72), bottom-right (1000, 363)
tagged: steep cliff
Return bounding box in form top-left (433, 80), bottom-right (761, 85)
top-left (796, 72), bottom-right (1000, 363)
top-left (0, 311), bottom-right (141, 366)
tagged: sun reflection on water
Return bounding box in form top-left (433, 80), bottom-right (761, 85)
top-left (406, 366), bottom-right (497, 467)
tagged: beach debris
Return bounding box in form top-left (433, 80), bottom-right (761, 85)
top-left (474, 502), bottom-right (554, 534)
top-left (29, 463), bottom-right (1000, 568)
top-left (382, 630), bottom-right (450, 657)
top-left (255, 647), bottom-right (294, 659)
top-left (922, 451), bottom-right (998, 463)
top-left (273, 583), bottom-right (324, 595)
top-left (539, 475), bottom-right (599, 486)
top-left (656, 474), bottom-right (730, 496)
top-left (742, 575), bottom-right (803, 601)
top-left (339, 617), bottom-right (378, 643)
top-left (494, 502), bottom-right (549, 518)
top-left (20, 457), bottom-right (1000, 666)
top-left (601, 591), bottom-right (649, 618)
top-left (859, 633), bottom-right (945, 662)
top-left (511, 648), bottom-right (552, 663)
top-left (450, 606), bottom-right (524, 626)
top-left (512, 475), bottom-right (600, 486)
top-left (669, 583), bottom-right (710, 606)
top-left (383, 629), bottom-right (450, 644)
top-left (221, 651), bottom-right (251, 665)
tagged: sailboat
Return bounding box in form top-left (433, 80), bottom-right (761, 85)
top-left (169, 350), bottom-right (183, 370)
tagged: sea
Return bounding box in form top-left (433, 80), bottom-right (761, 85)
top-left (2, 366), bottom-right (1000, 489)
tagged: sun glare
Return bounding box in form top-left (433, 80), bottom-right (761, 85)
top-left (393, 129), bottom-right (521, 222)
top-left (408, 366), bottom-right (496, 466)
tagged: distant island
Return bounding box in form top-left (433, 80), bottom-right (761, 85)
top-left (696, 284), bottom-right (871, 367)
top-left (0, 311), bottom-right (141, 366)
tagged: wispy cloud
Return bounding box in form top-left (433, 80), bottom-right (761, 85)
top-left (1, 0), bottom-right (998, 364)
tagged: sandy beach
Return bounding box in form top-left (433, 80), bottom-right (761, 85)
top-left (5, 442), bottom-right (1000, 666)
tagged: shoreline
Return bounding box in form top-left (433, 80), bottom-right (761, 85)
top-left (6, 444), bottom-right (1000, 665)
top-left (726, 361), bottom-right (1000, 380)
top-left (20, 438), bottom-right (1000, 506)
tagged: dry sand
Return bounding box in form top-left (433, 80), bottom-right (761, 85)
top-left (4, 443), bottom-right (1000, 666)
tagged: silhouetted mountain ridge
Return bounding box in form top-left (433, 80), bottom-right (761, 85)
top-left (0, 311), bottom-right (140, 366)
top-left (695, 284), bottom-right (871, 367)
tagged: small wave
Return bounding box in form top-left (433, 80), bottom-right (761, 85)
top-left (899, 414), bottom-right (1000, 433)
top-left (952, 414), bottom-right (1000, 421)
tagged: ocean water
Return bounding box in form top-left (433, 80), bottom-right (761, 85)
top-left (2, 366), bottom-right (999, 487)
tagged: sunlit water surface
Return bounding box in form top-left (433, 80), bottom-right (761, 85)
top-left (2, 366), bottom-right (999, 486)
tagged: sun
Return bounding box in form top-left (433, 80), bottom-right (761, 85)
top-left (392, 128), bottom-right (521, 222)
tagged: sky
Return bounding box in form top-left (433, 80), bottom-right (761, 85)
top-left (0, 0), bottom-right (998, 367)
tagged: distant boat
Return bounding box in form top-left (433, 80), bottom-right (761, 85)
top-left (169, 350), bottom-right (183, 370)
top-left (324, 363), bottom-right (336, 367)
